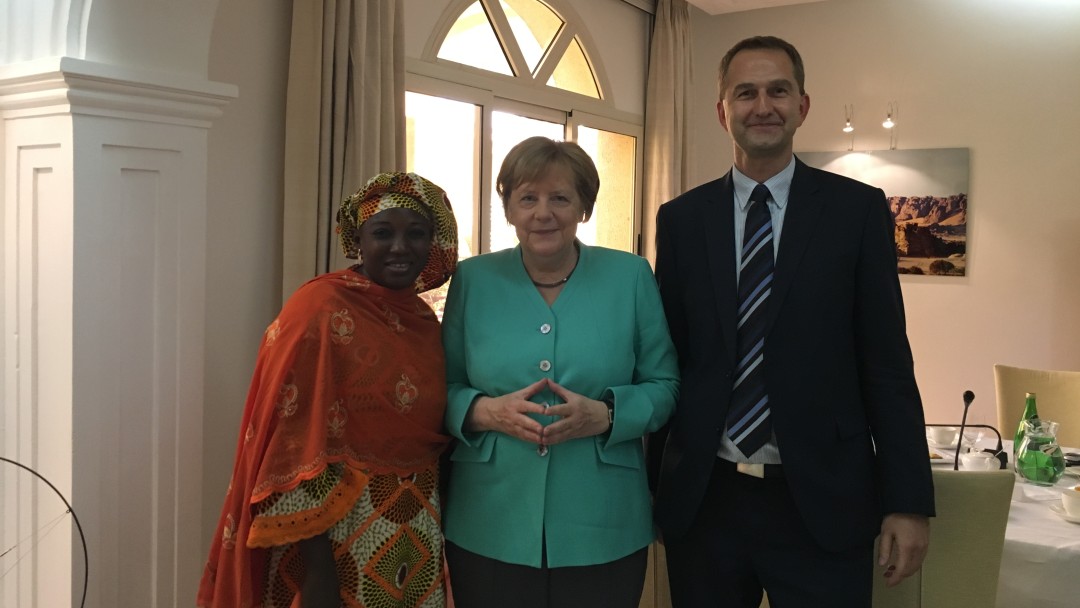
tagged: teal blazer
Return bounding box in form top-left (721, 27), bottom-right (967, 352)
top-left (441, 244), bottom-right (679, 568)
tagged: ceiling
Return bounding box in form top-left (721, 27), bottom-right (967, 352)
top-left (686, 0), bottom-right (830, 16)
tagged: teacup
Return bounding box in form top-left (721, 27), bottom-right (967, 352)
top-left (928, 426), bottom-right (959, 446)
top-left (1062, 486), bottom-right (1080, 518)
top-left (959, 451), bottom-right (999, 471)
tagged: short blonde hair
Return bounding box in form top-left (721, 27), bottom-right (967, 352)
top-left (496, 136), bottom-right (600, 221)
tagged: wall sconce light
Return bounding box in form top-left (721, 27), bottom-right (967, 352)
top-left (883, 102), bottom-right (898, 149)
top-left (842, 104), bottom-right (855, 151)
top-left (882, 102), bottom-right (897, 129)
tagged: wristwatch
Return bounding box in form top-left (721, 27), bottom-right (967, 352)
top-left (603, 397), bottom-right (615, 426)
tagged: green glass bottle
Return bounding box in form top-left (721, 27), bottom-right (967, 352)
top-left (1012, 392), bottom-right (1039, 457)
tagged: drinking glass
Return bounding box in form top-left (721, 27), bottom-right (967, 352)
top-left (961, 428), bottom-right (985, 453)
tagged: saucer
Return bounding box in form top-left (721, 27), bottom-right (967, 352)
top-left (1049, 503), bottom-right (1080, 524)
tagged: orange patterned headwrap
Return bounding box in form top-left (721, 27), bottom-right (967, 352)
top-left (337, 172), bottom-right (458, 293)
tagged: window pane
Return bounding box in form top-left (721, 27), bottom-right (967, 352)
top-left (500, 0), bottom-right (563, 74)
top-left (406, 91), bottom-right (480, 260)
top-left (577, 126), bottom-right (636, 252)
top-left (489, 112), bottom-right (563, 252)
top-left (438, 1), bottom-right (514, 76)
top-left (547, 37), bottom-right (599, 98)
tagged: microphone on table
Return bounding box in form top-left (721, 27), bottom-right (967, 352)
top-left (954, 390), bottom-right (975, 470)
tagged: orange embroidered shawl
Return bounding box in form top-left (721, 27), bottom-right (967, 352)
top-left (197, 268), bottom-right (451, 608)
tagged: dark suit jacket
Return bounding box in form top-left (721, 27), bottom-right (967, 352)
top-left (649, 159), bottom-right (935, 552)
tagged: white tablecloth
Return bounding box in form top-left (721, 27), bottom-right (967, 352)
top-left (930, 436), bottom-right (1080, 606)
top-left (988, 438), bottom-right (1080, 608)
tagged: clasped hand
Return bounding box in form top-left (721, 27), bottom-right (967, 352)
top-left (878, 513), bottom-right (930, 587)
top-left (466, 378), bottom-right (610, 445)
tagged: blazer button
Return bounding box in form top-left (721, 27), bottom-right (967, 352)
top-left (539, 360), bottom-right (551, 372)
top-left (540, 323), bottom-right (552, 334)
top-left (537, 445), bottom-right (549, 457)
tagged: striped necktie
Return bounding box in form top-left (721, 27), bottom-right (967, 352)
top-left (727, 183), bottom-right (774, 457)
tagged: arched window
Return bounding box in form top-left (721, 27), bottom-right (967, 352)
top-left (406, 0), bottom-right (643, 270)
top-left (436, 0), bottom-right (602, 99)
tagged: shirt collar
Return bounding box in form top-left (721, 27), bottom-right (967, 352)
top-left (732, 156), bottom-right (796, 211)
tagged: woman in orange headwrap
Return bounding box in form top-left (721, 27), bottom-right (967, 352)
top-left (198, 172), bottom-right (458, 608)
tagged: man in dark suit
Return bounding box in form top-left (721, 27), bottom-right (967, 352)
top-left (650, 36), bottom-right (934, 607)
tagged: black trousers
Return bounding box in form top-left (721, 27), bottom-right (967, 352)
top-left (664, 458), bottom-right (873, 608)
top-left (445, 541), bottom-right (648, 608)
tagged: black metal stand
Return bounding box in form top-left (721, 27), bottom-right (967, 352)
top-left (0, 456), bottom-right (88, 608)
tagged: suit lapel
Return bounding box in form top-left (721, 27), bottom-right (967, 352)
top-left (766, 159), bottom-right (824, 332)
top-left (703, 172), bottom-right (739, 364)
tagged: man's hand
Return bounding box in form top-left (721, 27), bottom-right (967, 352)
top-left (878, 513), bottom-right (930, 587)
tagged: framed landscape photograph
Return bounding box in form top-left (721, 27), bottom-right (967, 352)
top-left (798, 148), bottom-right (969, 276)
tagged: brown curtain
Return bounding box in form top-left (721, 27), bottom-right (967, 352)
top-left (282, 0), bottom-right (405, 300)
top-left (641, 0), bottom-right (691, 263)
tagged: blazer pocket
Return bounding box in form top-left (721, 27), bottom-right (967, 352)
top-left (595, 439), bottom-right (642, 469)
top-left (450, 433), bottom-right (496, 463)
top-left (834, 414), bottom-right (870, 441)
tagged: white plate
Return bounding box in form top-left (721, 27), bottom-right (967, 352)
top-left (1049, 503), bottom-right (1080, 524)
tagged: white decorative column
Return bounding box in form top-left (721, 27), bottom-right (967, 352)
top-left (1, 56), bottom-right (236, 608)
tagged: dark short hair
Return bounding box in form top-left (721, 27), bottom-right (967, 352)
top-left (719, 35), bottom-right (806, 96)
top-left (496, 136), bottom-right (600, 222)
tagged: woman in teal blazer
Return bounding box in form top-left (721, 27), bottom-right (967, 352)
top-left (441, 137), bottom-right (679, 608)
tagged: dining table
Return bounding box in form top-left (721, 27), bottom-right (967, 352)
top-left (929, 436), bottom-right (1080, 608)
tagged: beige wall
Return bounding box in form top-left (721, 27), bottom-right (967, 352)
top-left (688, 0), bottom-right (1080, 428)
top-left (83, 0), bottom-right (220, 75)
top-left (201, 0), bottom-right (292, 556)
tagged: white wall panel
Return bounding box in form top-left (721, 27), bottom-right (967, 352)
top-left (1, 58), bottom-right (233, 608)
top-left (2, 130), bottom-right (74, 608)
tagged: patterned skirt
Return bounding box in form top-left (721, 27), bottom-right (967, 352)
top-left (257, 463), bottom-right (445, 608)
